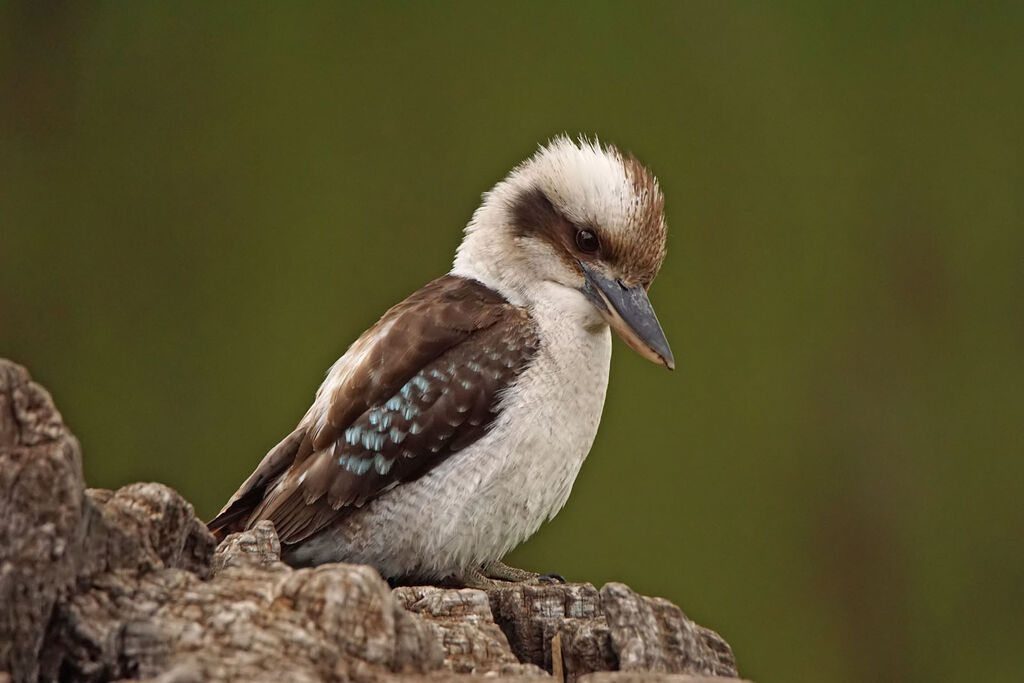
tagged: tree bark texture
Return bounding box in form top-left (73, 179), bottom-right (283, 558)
top-left (0, 359), bottom-right (744, 683)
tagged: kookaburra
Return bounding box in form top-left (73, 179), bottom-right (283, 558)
top-left (209, 137), bottom-right (674, 588)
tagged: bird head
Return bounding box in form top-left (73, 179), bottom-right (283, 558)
top-left (453, 136), bottom-right (674, 370)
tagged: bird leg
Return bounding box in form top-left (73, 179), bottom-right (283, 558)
top-left (445, 569), bottom-right (512, 591)
top-left (486, 561), bottom-right (566, 584)
top-left (481, 560), bottom-right (542, 582)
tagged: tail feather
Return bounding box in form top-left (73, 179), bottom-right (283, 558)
top-left (207, 426), bottom-right (307, 541)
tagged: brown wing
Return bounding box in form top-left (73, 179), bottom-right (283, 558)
top-left (208, 275), bottom-right (539, 543)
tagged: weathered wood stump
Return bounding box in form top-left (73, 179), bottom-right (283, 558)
top-left (0, 359), bottom-right (743, 683)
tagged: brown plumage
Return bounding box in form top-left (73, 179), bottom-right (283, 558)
top-left (208, 275), bottom-right (540, 544)
top-left (617, 151), bottom-right (667, 284)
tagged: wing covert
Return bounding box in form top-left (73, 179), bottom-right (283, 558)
top-left (220, 275), bottom-right (539, 544)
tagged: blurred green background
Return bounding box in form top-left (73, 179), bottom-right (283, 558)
top-left (3, 2), bottom-right (1022, 682)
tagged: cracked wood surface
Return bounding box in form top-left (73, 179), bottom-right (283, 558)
top-left (0, 358), bottom-right (744, 683)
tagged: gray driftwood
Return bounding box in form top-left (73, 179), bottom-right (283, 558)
top-left (0, 358), bottom-right (743, 683)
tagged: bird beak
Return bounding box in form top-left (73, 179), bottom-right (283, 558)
top-left (579, 261), bottom-right (675, 370)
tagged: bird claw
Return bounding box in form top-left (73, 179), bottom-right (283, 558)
top-left (537, 572), bottom-right (567, 584)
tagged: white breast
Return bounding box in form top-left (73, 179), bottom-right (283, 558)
top-left (291, 283), bottom-right (613, 580)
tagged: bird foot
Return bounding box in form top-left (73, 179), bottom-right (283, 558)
top-left (445, 561), bottom-right (566, 589)
top-left (482, 560), bottom-right (541, 582)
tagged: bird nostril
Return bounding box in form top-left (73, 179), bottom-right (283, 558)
top-left (616, 279), bottom-right (627, 290)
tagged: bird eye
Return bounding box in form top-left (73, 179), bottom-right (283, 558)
top-left (575, 229), bottom-right (599, 253)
